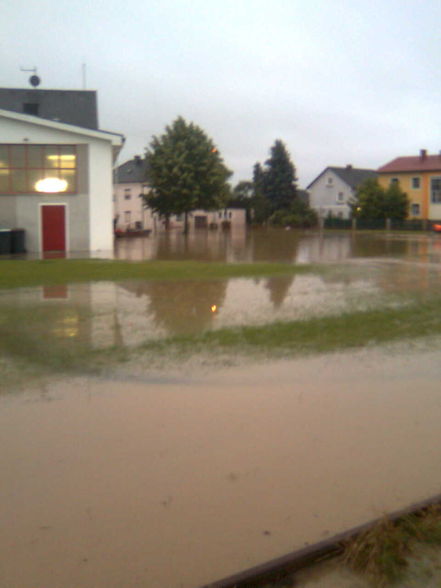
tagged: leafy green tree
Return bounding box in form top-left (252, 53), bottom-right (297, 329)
top-left (145, 117), bottom-right (231, 233)
top-left (383, 182), bottom-right (409, 220)
top-left (351, 178), bottom-right (409, 220)
top-left (263, 140), bottom-right (298, 213)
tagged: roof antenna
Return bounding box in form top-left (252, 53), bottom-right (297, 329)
top-left (20, 66), bottom-right (41, 87)
top-left (82, 63), bottom-right (87, 89)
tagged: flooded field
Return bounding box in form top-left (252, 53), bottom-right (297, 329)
top-left (2, 230), bottom-right (441, 587)
top-left (114, 227), bottom-right (441, 264)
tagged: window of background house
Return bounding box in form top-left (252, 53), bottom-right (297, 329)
top-left (0, 144), bottom-right (77, 194)
top-left (124, 211), bottom-right (131, 223)
top-left (431, 178), bottom-right (441, 203)
top-left (411, 203), bottom-right (420, 215)
top-left (411, 177), bottom-right (421, 189)
top-left (337, 192), bottom-right (344, 203)
top-left (390, 178), bottom-right (399, 185)
top-left (124, 188), bottom-right (131, 199)
top-left (327, 177), bottom-right (333, 185)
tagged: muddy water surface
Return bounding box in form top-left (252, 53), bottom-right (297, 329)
top-left (3, 231), bottom-right (441, 587)
top-left (114, 228), bottom-right (441, 264)
top-left (2, 259), bottom-right (441, 349)
top-left (1, 346), bottom-right (441, 587)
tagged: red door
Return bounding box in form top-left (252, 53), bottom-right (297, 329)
top-left (41, 205), bottom-right (66, 252)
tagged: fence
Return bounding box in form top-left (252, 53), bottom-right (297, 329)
top-left (323, 218), bottom-right (439, 232)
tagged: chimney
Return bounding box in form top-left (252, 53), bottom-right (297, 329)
top-left (420, 149), bottom-right (427, 161)
top-left (346, 164), bottom-right (352, 170)
top-left (134, 155), bottom-right (142, 165)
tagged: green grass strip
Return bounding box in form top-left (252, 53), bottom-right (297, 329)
top-left (0, 259), bottom-right (313, 290)
top-left (140, 297), bottom-right (441, 357)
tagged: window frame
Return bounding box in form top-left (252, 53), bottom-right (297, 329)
top-left (0, 144), bottom-right (78, 195)
top-left (430, 177), bottom-right (441, 204)
top-left (411, 176), bottom-right (421, 189)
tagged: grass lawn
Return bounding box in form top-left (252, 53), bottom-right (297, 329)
top-left (0, 258), bottom-right (313, 289)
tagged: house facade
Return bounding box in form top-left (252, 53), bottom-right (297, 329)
top-left (377, 150), bottom-right (441, 220)
top-left (307, 165), bottom-right (377, 219)
top-left (113, 156), bottom-right (153, 232)
top-left (114, 156), bottom-right (246, 233)
top-left (0, 89), bottom-right (124, 254)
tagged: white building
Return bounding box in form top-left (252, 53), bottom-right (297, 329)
top-left (307, 165), bottom-right (377, 219)
top-left (0, 88), bottom-right (124, 254)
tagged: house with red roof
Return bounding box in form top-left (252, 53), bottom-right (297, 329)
top-left (378, 150), bottom-right (441, 220)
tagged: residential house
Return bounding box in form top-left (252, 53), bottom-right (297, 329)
top-left (113, 156), bottom-right (152, 232)
top-left (307, 165), bottom-right (377, 219)
top-left (377, 150), bottom-right (441, 220)
top-left (0, 88), bottom-right (124, 254)
top-left (114, 156), bottom-right (246, 232)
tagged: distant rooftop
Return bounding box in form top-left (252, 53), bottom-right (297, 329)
top-left (307, 165), bottom-right (377, 189)
top-left (378, 150), bottom-right (441, 173)
top-left (330, 166), bottom-right (378, 189)
top-left (114, 156), bottom-right (146, 183)
top-left (0, 88), bottom-right (98, 129)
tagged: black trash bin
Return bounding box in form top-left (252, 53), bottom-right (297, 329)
top-left (10, 228), bottom-right (26, 254)
top-left (0, 229), bottom-right (11, 254)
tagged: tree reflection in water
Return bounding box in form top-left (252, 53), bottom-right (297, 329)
top-left (120, 279), bottom-right (228, 336)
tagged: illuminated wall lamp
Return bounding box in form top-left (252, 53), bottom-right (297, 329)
top-left (35, 177), bottom-right (68, 193)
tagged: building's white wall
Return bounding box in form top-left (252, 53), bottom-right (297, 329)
top-left (0, 114), bottom-right (115, 253)
top-left (308, 170), bottom-right (354, 219)
top-left (88, 140), bottom-right (114, 251)
top-left (428, 174), bottom-right (441, 220)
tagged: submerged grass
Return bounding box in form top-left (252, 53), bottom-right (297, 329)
top-left (341, 505), bottom-right (441, 586)
top-left (0, 258), bottom-right (314, 290)
top-left (139, 295), bottom-right (441, 358)
top-left (3, 292), bottom-right (441, 392)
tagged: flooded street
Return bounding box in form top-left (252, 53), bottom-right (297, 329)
top-left (1, 347), bottom-right (441, 587)
top-left (2, 230), bottom-right (441, 587)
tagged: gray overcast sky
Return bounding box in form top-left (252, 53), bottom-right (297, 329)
top-left (1, 0), bottom-right (440, 187)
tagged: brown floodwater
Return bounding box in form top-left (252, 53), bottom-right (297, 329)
top-left (2, 230), bottom-right (441, 587)
top-left (2, 258), bottom-right (441, 349)
top-left (1, 346), bottom-right (441, 587)
top-left (114, 227), bottom-right (441, 264)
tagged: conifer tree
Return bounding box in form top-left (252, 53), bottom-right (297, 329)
top-left (145, 117), bottom-right (231, 233)
top-left (263, 140), bottom-right (298, 213)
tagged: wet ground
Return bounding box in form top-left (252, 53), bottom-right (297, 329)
top-left (1, 346), bottom-right (441, 587)
top-left (2, 229), bottom-right (441, 587)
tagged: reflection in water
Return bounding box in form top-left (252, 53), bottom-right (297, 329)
top-left (121, 279), bottom-right (228, 335)
top-left (4, 260), bottom-right (441, 354)
top-left (265, 276), bottom-right (295, 308)
top-left (114, 227), bottom-right (441, 264)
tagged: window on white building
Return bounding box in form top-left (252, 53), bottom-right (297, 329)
top-left (0, 144), bottom-right (77, 194)
top-left (337, 192), bottom-right (344, 203)
top-left (124, 188), bottom-right (131, 200)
